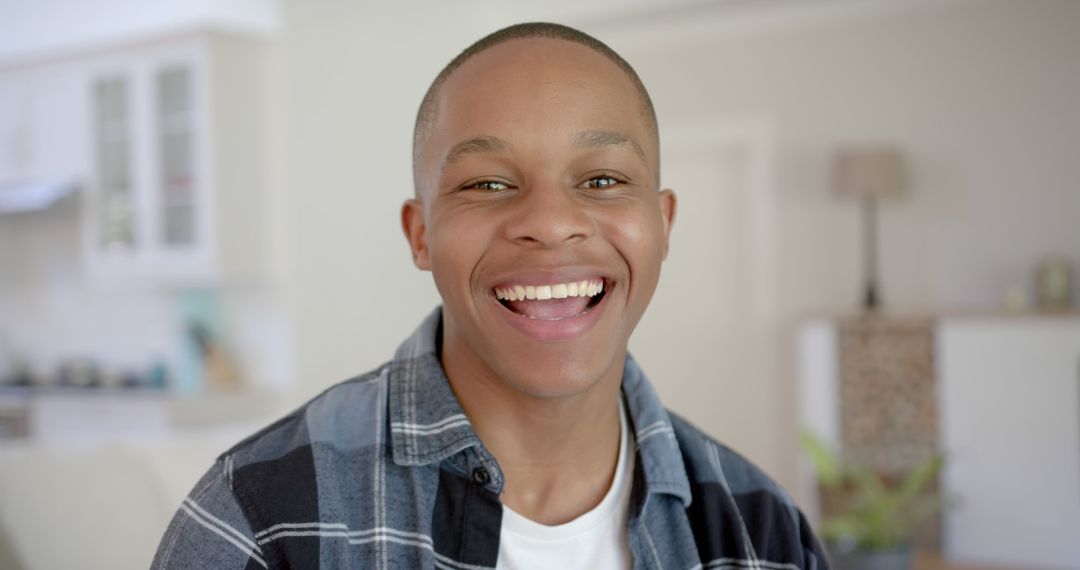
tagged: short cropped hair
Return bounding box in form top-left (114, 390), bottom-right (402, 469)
top-left (412, 22), bottom-right (659, 190)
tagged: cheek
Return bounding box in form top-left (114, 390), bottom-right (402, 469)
top-left (425, 211), bottom-right (494, 290)
top-left (603, 207), bottom-right (667, 268)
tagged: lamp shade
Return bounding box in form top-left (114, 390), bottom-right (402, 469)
top-left (833, 147), bottom-right (905, 197)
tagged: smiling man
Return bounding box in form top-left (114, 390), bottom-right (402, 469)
top-left (153, 23), bottom-right (826, 570)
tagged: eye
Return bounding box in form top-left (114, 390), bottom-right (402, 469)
top-left (582, 175), bottom-right (623, 190)
top-left (461, 179), bottom-right (511, 192)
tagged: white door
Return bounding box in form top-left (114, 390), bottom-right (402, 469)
top-left (630, 122), bottom-right (782, 478)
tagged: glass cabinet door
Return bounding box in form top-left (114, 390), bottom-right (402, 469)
top-left (93, 76), bottom-right (135, 251)
top-left (155, 65), bottom-right (196, 247)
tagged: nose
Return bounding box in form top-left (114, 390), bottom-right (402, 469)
top-left (504, 182), bottom-right (593, 248)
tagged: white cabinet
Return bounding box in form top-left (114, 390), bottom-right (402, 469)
top-left (0, 70), bottom-right (38, 184)
top-left (0, 64), bottom-right (88, 210)
top-left (938, 316), bottom-right (1080, 569)
top-left (0, 32), bottom-right (272, 284)
top-left (797, 314), bottom-right (1080, 568)
top-left (81, 39), bottom-right (210, 282)
top-left (74, 32), bottom-right (273, 286)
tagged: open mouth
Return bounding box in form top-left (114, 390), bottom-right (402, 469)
top-left (493, 279), bottom-right (609, 321)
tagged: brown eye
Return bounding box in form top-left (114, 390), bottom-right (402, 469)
top-left (464, 180), bottom-right (510, 191)
top-left (583, 176), bottom-right (621, 189)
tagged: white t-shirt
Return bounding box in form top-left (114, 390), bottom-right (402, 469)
top-left (496, 401), bottom-right (635, 570)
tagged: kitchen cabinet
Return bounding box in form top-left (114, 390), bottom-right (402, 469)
top-left (0, 30), bottom-right (273, 284)
top-left (0, 71), bottom-right (38, 185)
top-left (68, 31), bottom-right (274, 286)
top-left (0, 64), bottom-right (87, 211)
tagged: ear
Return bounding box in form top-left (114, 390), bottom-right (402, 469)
top-left (401, 198), bottom-right (431, 270)
top-left (658, 189), bottom-right (677, 260)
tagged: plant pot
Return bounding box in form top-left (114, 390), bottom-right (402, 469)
top-left (826, 543), bottom-right (913, 570)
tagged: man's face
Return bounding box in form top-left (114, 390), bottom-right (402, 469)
top-left (404, 38), bottom-right (675, 398)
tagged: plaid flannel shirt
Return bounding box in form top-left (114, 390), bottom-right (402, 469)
top-left (152, 307), bottom-right (826, 569)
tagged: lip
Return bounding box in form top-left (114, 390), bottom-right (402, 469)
top-left (485, 267), bottom-right (614, 342)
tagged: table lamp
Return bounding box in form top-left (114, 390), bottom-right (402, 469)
top-left (833, 147), bottom-right (905, 311)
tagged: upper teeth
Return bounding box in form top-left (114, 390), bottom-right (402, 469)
top-left (495, 280), bottom-right (604, 302)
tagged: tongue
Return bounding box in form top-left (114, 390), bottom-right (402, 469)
top-left (506, 296), bottom-right (591, 320)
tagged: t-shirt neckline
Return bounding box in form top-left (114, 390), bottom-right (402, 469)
top-left (499, 398), bottom-right (634, 541)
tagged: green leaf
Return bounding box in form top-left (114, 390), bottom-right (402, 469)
top-left (896, 455), bottom-right (943, 505)
top-left (802, 432), bottom-right (948, 549)
top-left (800, 430), bottom-right (842, 488)
top-left (895, 495), bottom-right (943, 537)
top-left (848, 465), bottom-right (887, 499)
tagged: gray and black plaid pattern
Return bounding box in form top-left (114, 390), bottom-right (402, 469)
top-left (153, 308), bottom-right (827, 569)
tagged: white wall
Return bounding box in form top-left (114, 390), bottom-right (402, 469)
top-left (0, 205), bottom-right (182, 375)
top-left (619, 0), bottom-right (1080, 315)
top-left (277, 0), bottom-right (1080, 493)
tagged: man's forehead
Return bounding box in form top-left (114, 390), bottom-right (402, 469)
top-left (436, 37), bottom-right (634, 107)
top-left (449, 37), bottom-right (614, 75)
top-left (430, 39), bottom-right (654, 151)
top-left (413, 31), bottom-right (661, 194)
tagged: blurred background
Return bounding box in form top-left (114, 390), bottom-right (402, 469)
top-left (0, 0), bottom-right (1077, 568)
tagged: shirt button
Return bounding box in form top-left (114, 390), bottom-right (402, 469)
top-left (472, 467), bottom-right (491, 485)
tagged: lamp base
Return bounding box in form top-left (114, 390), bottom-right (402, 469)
top-left (863, 283), bottom-right (881, 311)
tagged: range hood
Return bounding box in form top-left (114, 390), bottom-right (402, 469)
top-left (0, 177), bottom-right (79, 214)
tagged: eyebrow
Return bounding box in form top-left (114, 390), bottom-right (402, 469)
top-left (442, 135), bottom-right (510, 167)
top-left (573, 129), bottom-right (645, 161)
top-left (440, 129), bottom-right (646, 169)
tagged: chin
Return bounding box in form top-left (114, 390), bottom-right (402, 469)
top-left (492, 342), bottom-right (624, 400)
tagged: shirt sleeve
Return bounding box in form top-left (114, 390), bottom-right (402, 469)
top-left (796, 507), bottom-right (830, 570)
top-left (151, 455), bottom-right (269, 569)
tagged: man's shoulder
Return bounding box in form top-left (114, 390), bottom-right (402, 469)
top-left (153, 363), bottom-right (406, 569)
top-left (665, 411), bottom-right (825, 566)
top-left (198, 364), bottom-right (397, 546)
top-left (666, 411), bottom-right (792, 505)
top-left (222, 362), bottom-right (394, 471)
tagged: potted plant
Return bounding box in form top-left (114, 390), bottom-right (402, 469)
top-left (801, 432), bottom-right (944, 570)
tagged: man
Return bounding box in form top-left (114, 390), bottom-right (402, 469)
top-left (153, 22), bottom-right (826, 569)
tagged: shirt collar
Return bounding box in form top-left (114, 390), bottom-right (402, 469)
top-left (387, 307), bottom-right (692, 507)
top-left (388, 308), bottom-right (482, 467)
top-left (621, 353), bottom-right (693, 507)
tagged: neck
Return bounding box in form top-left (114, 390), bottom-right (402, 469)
top-left (442, 347), bottom-right (625, 525)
